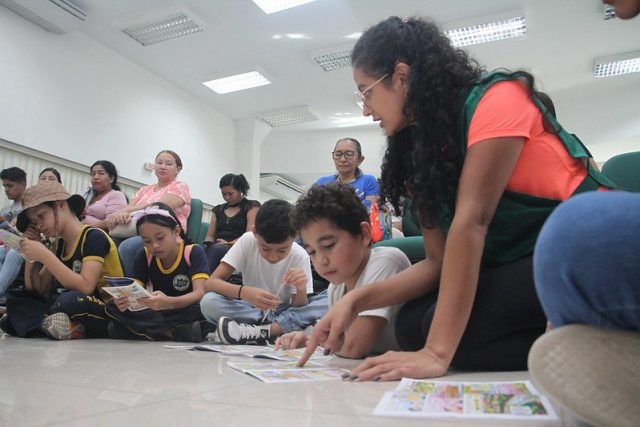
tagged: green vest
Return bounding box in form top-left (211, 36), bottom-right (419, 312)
top-left (439, 71), bottom-right (616, 270)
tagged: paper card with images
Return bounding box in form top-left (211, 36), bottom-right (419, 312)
top-left (102, 278), bottom-right (152, 311)
top-left (373, 379), bottom-right (558, 420)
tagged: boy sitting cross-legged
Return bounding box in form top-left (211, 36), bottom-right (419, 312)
top-left (275, 182), bottom-right (411, 358)
top-left (200, 199), bottom-right (327, 344)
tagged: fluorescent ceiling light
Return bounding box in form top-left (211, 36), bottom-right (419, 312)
top-left (603, 4), bottom-right (616, 20)
top-left (345, 32), bottom-right (362, 39)
top-left (257, 106), bottom-right (318, 127)
top-left (445, 16), bottom-right (527, 47)
top-left (202, 71), bottom-right (271, 94)
top-left (313, 50), bottom-right (351, 72)
top-left (594, 51), bottom-right (640, 77)
top-left (252, 0), bottom-right (315, 14)
top-left (122, 12), bottom-right (202, 46)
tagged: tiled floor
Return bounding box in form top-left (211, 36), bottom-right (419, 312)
top-left (0, 334), bottom-right (574, 427)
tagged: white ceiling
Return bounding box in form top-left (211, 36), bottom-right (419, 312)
top-left (17, 0), bottom-right (640, 132)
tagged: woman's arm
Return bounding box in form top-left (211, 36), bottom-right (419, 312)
top-left (204, 213), bottom-right (218, 242)
top-left (153, 193), bottom-right (186, 211)
top-left (337, 315), bottom-right (389, 359)
top-left (348, 137), bottom-right (525, 381)
top-left (245, 206), bottom-right (259, 232)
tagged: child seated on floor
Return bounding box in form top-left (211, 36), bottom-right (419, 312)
top-left (1, 181), bottom-right (124, 339)
top-left (200, 199), bottom-right (328, 345)
top-left (275, 182), bottom-right (411, 358)
top-left (105, 203), bottom-right (210, 342)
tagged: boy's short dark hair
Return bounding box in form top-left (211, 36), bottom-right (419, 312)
top-left (254, 199), bottom-right (295, 244)
top-left (0, 167), bottom-right (27, 184)
top-left (292, 182), bottom-right (369, 237)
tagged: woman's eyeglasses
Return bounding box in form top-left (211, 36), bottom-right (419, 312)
top-left (356, 73), bottom-right (389, 107)
top-left (332, 150), bottom-right (356, 160)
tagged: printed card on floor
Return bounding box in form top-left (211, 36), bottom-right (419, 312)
top-left (226, 360), bottom-right (326, 372)
top-left (373, 379), bottom-right (557, 420)
top-left (188, 344), bottom-right (332, 362)
top-left (242, 367), bottom-right (349, 383)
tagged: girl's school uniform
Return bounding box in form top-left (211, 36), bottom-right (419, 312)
top-left (5, 225), bottom-right (123, 338)
top-left (105, 242), bottom-right (209, 341)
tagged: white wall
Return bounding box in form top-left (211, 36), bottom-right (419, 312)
top-left (261, 127), bottom-right (388, 189)
top-left (0, 7), bottom-right (234, 207)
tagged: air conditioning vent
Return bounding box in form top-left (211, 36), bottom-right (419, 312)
top-left (260, 174), bottom-right (304, 200)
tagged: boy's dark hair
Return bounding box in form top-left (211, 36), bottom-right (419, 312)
top-left (136, 202), bottom-right (189, 243)
top-left (292, 182), bottom-right (369, 237)
top-left (0, 167), bottom-right (27, 184)
top-left (254, 199), bottom-right (295, 243)
top-left (219, 173), bottom-right (250, 196)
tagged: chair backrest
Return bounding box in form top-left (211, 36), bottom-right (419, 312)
top-left (198, 221), bottom-right (209, 243)
top-left (186, 198), bottom-right (203, 243)
top-left (601, 151), bottom-right (640, 192)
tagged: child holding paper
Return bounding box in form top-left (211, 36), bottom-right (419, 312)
top-left (1, 181), bottom-right (123, 339)
top-left (200, 199), bottom-right (327, 345)
top-left (275, 182), bottom-right (411, 358)
top-left (105, 203), bottom-right (211, 342)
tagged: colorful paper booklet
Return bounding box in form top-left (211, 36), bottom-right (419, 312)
top-left (0, 222), bottom-right (22, 253)
top-left (185, 344), bottom-right (331, 362)
top-left (102, 277), bottom-right (151, 311)
top-left (373, 379), bottom-right (557, 420)
top-left (226, 359), bottom-right (348, 383)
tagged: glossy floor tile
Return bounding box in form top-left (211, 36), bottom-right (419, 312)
top-left (0, 334), bottom-right (576, 426)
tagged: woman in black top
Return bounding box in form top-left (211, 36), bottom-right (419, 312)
top-left (203, 174), bottom-right (260, 272)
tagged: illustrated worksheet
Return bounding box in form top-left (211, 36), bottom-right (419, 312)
top-left (374, 379), bottom-right (557, 420)
top-left (102, 278), bottom-right (151, 311)
top-left (169, 344), bottom-right (332, 362)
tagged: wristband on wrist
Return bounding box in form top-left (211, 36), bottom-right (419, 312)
top-left (237, 285), bottom-right (244, 300)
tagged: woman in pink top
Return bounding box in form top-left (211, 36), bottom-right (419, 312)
top-left (82, 160), bottom-right (127, 230)
top-left (107, 150), bottom-right (191, 275)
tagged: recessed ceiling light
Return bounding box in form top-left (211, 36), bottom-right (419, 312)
top-left (445, 15), bottom-right (527, 47)
top-left (594, 51), bottom-right (640, 77)
top-left (252, 0), bottom-right (316, 14)
top-left (345, 32), bottom-right (362, 39)
top-left (122, 12), bottom-right (203, 46)
top-left (202, 71), bottom-right (271, 94)
top-left (257, 106), bottom-right (319, 127)
top-left (313, 50), bottom-right (351, 72)
top-left (286, 33), bottom-right (310, 39)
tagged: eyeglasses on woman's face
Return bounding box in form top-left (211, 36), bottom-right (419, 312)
top-left (332, 150), bottom-right (357, 160)
top-left (356, 73), bottom-right (389, 107)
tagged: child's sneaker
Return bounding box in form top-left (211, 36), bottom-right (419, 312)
top-left (41, 312), bottom-right (86, 340)
top-left (216, 316), bottom-right (270, 345)
top-left (528, 324), bottom-right (640, 427)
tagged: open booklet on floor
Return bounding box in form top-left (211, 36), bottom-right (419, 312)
top-left (165, 343), bottom-right (332, 362)
top-left (102, 277), bottom-right (152, 311)
top-left (373, 379), bottom-right (558, 420)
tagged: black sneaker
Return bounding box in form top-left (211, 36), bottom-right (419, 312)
top-left (172, 321), bottom-right (205, 343)
top-left (0, 313), bottom-right (13, 335)
top-left (216, 316), bottom-right (270, 345)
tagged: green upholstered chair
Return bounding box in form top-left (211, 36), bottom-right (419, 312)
top-left (373, 199), bottom-right (425, 263)
top-left (601, 151), bottom-right (640, 192)
top-left (186, 198), bottom-right (203, 243)
top-left (198, 221), bottom-right (209, 244)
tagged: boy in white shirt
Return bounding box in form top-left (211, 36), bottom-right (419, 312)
top-left (200, 199), bottom-right (327, 344)
top-left (276, 182), bottom-right (411, 358)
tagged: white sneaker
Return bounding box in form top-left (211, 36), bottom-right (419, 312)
top-left (216, 316), bottom-right (270, 345)
top-left (528, 324), bottom-right (640, 427)
top-left (41, 312), bottom-right (85, 340)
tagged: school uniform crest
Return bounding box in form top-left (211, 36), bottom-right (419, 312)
top-left (172, 274), bottom-right (190, 292)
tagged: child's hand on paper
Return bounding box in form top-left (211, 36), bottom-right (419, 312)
top-left (282, 267), bottom-right (308, 293)
top-left (140, 291), bottom-right (171, 311)
top-left (275, 331), bottom-right (308, 350)
top-left (19, 239), bottom-right (52, 263)
top-left (242, 287), bottom-right (280, 311)
top-left (114, 296), bottom-right (130, 312)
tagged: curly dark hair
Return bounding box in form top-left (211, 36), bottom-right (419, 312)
top-left (352, 16), bottom-right (484, 227)
top-left (219, 173), bottom-right (250, 196)
top-left (292, 182), bottom-right (369, 237)
top-left (254, 199), bottom-right (295, 244)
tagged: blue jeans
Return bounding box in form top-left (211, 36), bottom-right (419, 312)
top-left (118, 236), bottom-right (144, 277)
top-left (533, 191), bottom-right (640, 330)
top-left (200, 291), bottom-right (328, 333)
top-left (0, 247), bottom-right (24, 296)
